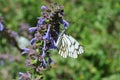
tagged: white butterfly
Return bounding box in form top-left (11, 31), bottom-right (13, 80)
top-left (55, 30), bottom-right (84, 58)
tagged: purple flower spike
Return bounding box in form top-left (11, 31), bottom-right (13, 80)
top-left (43, 25), bottom-right (51, 40)
top-left (60, 19), bottom-right (69, 29)
top-left (30, 37), bottom-right (37, 45)
top-left (21, 48), bottom-right (30, 54)
top-left (28, 27), bottom-right (37, 33)
top-left (0, 23), bottom-right (4, 31)
top-left (41, 6), bottom-right (47, 10)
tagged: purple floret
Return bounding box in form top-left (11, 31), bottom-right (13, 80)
top-left (41, 6), bottom-right (47, 10)
top-left (28, 27), bottom-right (37, 33)
top-left (0, 23), bottom-right (4, 31)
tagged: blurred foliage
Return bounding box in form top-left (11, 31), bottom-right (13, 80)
top-left (0, 0), bottom-right (120, 80)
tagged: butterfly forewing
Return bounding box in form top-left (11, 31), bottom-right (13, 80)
top-left (58, 35), bottom-right (69, 58)
top-left (79, 46), bottom-right (84, 54)
top-left (55, 36), bottom-right (63, 49)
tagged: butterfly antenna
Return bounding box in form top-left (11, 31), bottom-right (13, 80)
top-left (59, 29), bottom-right (66, 37)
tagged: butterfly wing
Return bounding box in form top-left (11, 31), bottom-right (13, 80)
top-left (66, 35), bottom-right (84, 54)
top-left (55, 30), bottom-right (66, 49)
top-left (55, 33), bottom-right (66, 57)
top-left (65, 35), bottom-right (84, 58)
top-left (55, 33), bottom-right (84, 58)
top-left (55, 34), bottom-right (63, 49)
top-left (57, 34), bottom-right (69, 58)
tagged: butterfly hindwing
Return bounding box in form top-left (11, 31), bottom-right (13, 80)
top-left (65, 35), bottom-right (79, 58)
top-left (68, 35), bottom-right (84, 55)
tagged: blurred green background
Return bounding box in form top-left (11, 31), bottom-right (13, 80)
top-left (0, 0), bottom-right (120, 80)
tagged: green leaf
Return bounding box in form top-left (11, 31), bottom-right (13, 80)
top-left (31, 59), bottom-right (38, 64)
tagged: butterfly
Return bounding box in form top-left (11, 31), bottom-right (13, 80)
top-left (55, 30), bottom-right (84, 58)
